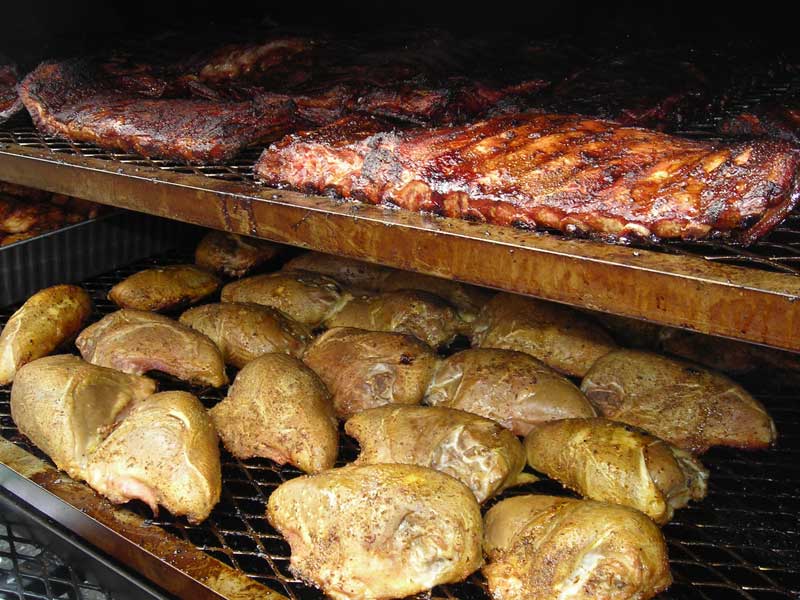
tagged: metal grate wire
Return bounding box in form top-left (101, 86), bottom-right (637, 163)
top-left (0, 248), bottom-right (798, 599)
top-left (0, 512), bottom-right (113, 600)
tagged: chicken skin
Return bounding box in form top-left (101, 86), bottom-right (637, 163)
top-left (76, 309), bottom-right (227, 387)
top-left (424, 348), bottom-right (595, 436)
top-left (282, 251), bottom-right (391, 291)
top-left (483, 495), bottom-right (671, 600)
top-left (85, 391), bottom-right (221, 524)
top-left (470, 293), bottom-right (617, 377)
top-left (581, 349), bottom-right (777, 453)
top-left (195, 230), bottom-right (283, 277)
top-left (210, 353), bottom-right (337, 473)
top-left (10, 354), bottom-right (156, 481)
top-left (303, 327), bottom-right (438, 419)
top-left (325, 290), bottom-right (465, 348)
top-left (0, 284), bottom-right (92, 384)
top-left (179, 302), bottom-right (311, 368)
top-left (221, 270), bottom-right (350, 327)
top-left (108, 265), bottom-right (221, 312)
top-left (267, 464), bottom-right (483, 600)
top-left (524, 418), bottom-right (708, 524)
top-left (345, 405), bottom-right (531, 503)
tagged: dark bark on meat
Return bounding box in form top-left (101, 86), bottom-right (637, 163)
top-left (255, 112), bottom-right (800, 244)
top-left (0, 59), bottom-right (22, 124)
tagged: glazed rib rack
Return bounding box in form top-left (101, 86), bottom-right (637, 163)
top-left (0, 249), bottom-right (798, 600)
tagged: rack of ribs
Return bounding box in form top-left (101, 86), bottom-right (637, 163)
top-left (0, 58), bottom-right (22, 124)
top-left (255, 112), bottom-right (800, 244)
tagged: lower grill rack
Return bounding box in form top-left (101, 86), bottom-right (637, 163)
top-left (0, 248), bottom-right (798, 600)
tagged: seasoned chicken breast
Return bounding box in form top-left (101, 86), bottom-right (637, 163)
top-left (424, 348), bottom-right (595, 436)
top-left (470, 293), bottom-right (617, 377)
top-left (195, 230), bottom-right (282, 277)
top-left (483, 495), bottom-right (671, 600)
top-left (0, 284), bottom-right (92, 384)
top-left (345, 405), bottom-right (531, 503)
top-left (179, 302), bottom-right (310, 368)
top-left (221, 270), bottom-right (349, 326)
top-left (108, 264), bottom-right (221, 312)
top-left (303, 327), bottom-right (438, 419)
top-left (581, 349), bottom-right (777, 453)
top-left (524, 418), bottom-right (708, 524)
top-left (325, 290), bottom-right (465, 348)
top-left (283, 251), bottom-right (391, 290)
top-left (10, 354), bottom-right (156, 481)
top-left (76, 309), bottom-right (227, 387)
top-left (85, 391), bottom-right (221, 524)
top-left (373, 271), bottom-right (493, 323)
top-left (267, 464), bottom-right (483, 600)
top-left (210, 353), bottom-right (337, 473)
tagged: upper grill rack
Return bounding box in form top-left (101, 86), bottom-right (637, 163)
top-left (0, 249), bottom-right (799, 600)
top-left (1, 98), bottom-right (800, 277)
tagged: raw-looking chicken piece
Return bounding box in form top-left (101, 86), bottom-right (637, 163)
top-left (581, 349), bottom-right (777, 453)
top-left (282, 251), bottom-right (392, 291)
top-left (325, 290), bottom-right (465, 348)
top-left (195, 230), bottom-right (283, 277)
top-left (345, 405), bottom-right (532, 503)
top-left (221, 270), bottom-right (350, 327)
top-left (372, 270), bottom-right (493, 323)
top-left (0, 284), bottom-right (92, 384)
top-left (76, 309), bottom-right (227, 387)
top-left (108, 264), bottom-right (221, 312)
top-left (267, 464), bottom-right (483, 600)
top-left (210, 353), bottom-right (337, 473)
top-left (303, 327), bottom-right (438, 419)
top-left (483, 495), bottom-right (671, 600)
top-left (10, 354), bottom-right (156, 481)
top-left (85, 391), bottom-right (221, 524)
top-left (524, 418), bottom-right (708, 524)
top-left (284, 251), bottom-right (492, 321)
top-left (470, 293), bottom-right (618, 377)
top-left (180, 303), bottom-right (310, 368)
top-left (424, 348), bottom-right (595, 436)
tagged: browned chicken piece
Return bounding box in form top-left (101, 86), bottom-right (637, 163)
top-left (424, 348), bottom-right (595, 436)
top-left (284, 251), bottom-right (491, 321)
top-left (325, 290), bottom-right (465, 348)
top-left (471, 293), bottom-right (618, 377)
top-left (345, 405), bottom-right (532, 503)
top-left (10, 354), bottom-right (156, 481)
top-left (48, 194), bottom-right (103, 219)
top-left (0, 196), bottom-right (69, 234)
top-left (179, 302), bottom-right (310, 368)
top-left (524, 418), bottom-right (708, 524)
top-left (303, 327), bottom-right (438, 419)
top-left (76, 309), bottom-right (227, 388)
top-left (282, 251), bottom-right (392, 290)
top-left (221, 270), bottom-right (350, 327)
top-left (657, 327), bottom-right (771, 377)
top-left (0, 284), bottom-right (93, 384)
top-left (85, 391), bottom-right (221, 524)
top-left (581, 349), bottom-right (777, 454)
top-left (0, 231), bottom-right (47, 246)
top-left (108, 265), bottom-right (221, 312)
top-left (195, 230), bottom-right (283, 278)
top-left (267, 464), bottom-right (483, 600)
top-left (483, 495), bottom-right (671, 600)
top-left (210, 353), bottom-right (337, 473)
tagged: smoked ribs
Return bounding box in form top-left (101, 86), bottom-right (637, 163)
top-left (0, 58), bottom-right (22, 124)
top-left (255, 112), bottom-right (800, 243)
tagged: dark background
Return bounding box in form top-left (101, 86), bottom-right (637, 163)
top-left (2, 1), bottom-right (798, 64)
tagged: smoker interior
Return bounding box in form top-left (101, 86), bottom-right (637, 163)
top-left (0, 247), bottom-right (797, 600)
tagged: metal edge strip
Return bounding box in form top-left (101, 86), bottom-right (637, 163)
top-left (0, 438), bottom-right (287, 600)
top-left (0, 145), bottom-right (799, 351)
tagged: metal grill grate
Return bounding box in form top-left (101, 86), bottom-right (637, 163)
top-left (2, 105), bottom-right (800, 277)
top-left (0, 249), bottom-right (798, 599)
top-left (0, 512), bottom-right (113, 600)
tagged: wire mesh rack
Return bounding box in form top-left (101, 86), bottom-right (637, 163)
top-left (0, 510), bottom-right (114, 600)
top-left (0, 248), bottom-right (798, 600)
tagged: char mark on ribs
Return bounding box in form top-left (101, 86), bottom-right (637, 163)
top-left (255, 112), bottom-right (800, 244)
